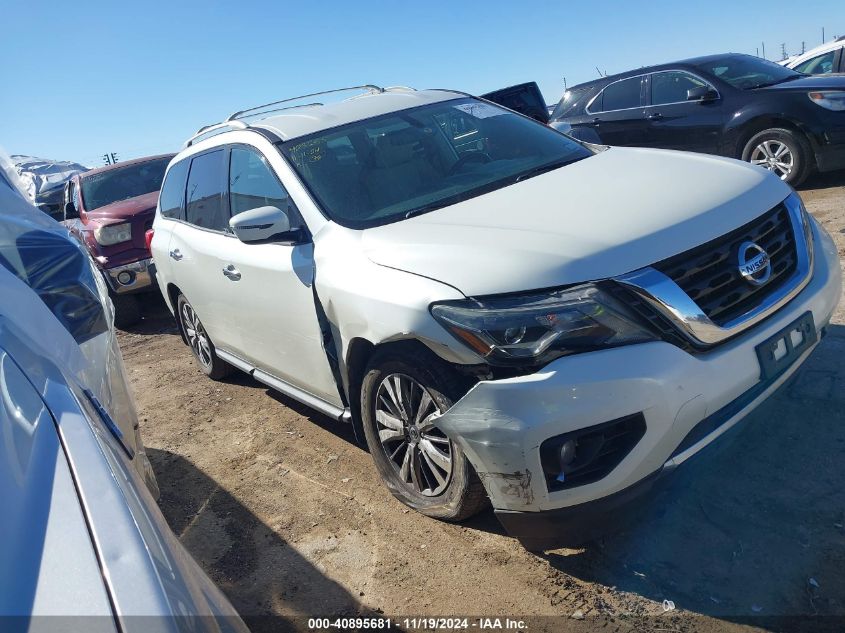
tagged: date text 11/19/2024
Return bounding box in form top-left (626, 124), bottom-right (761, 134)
top-left (308, 617), bottom-right (530, 630)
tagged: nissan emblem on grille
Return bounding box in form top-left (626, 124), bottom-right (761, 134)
top-left (738, 241), bottom-right (772, 286)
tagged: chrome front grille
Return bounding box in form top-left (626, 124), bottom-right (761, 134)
top-left (653, 203), bottom-right (797, 326)
top-left (615, 193), bottom-right (813, 347)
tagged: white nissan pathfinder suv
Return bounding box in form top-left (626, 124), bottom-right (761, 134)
top-left (150, 86), bottom-right (841, 550)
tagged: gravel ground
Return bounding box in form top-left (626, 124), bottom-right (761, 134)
top-left (120, 171), bottom-right (845, 632)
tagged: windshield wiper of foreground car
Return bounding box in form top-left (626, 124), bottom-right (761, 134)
top-left (515, 157), bottom-right (584, 183)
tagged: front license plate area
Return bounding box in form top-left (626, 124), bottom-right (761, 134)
top-left (755, 311), bottom-right (817, 381)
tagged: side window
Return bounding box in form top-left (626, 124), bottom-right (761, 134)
top-left (185, 150), bottom-right (228, 231)
top-left (794, 50), bottom-right (836, 75)
top-left (228, 147), bottom-right (296, 221)
top-left (592, 76), bottom-right (642, 112)
top-left (651, 71), bottom-right (709, 105)
top-left (158, 159), bottom-right (189, 219)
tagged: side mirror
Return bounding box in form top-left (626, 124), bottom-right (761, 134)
top-left (64, 201), bottom-right (79, 220)
top-left (229, 205), bottom-right (293, 243)
top-left (687, 86), bottom-right (719, 102)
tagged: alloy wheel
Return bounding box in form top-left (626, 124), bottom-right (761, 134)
top-left (374, 373), bottom-right (454, 496)
top-left (181, 302), bottom-right (213, 370)
top-left (750, 140), bottom-right (794, 180)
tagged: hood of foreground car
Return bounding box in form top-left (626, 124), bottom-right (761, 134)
top-left (362, 147), bottom-right (791, 296)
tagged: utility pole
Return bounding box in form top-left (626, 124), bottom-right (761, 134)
top-left (762, 42), bottom-right (766, 59)
top-left (801, 41), bottom-right (806, 54)
top-left (781, 43), bottom-right (787, 60)
top-left (822, 27), bottom-right (825, 43)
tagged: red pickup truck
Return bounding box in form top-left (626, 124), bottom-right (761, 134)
top-left (63, 154), bottom-right (174, 327)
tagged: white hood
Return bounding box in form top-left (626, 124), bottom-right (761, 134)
top-left (362, 147), bottom-right (791, 296)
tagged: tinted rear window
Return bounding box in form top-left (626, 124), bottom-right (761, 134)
top-left (185, 150), bottom-right (228, 231)
top-left (550, 86), bottom-right (592, 120)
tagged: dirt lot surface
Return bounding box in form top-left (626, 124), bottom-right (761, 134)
top-left (120, 172), bottom-right (845, 632)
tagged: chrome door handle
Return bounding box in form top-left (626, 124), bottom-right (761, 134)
top-left (222, 265), bottom-right (241, 281)
top-left (169, 249), bottom-right (183, 261)
top-left (647, 112), bottom-right (663, 121)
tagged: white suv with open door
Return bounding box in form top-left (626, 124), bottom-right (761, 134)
top-left (151, 86), bottom-right (841, 550)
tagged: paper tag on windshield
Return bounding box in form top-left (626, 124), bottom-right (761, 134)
top-left (453, 103), bottom-right (506, 119)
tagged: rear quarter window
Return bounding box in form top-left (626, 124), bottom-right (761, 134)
top-left (551, 86), bottom-right (593, 120)
top-left (158, 159), bottom-right (189, 220)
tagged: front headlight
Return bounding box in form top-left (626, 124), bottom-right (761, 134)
top-left (94, 222), bottom-right (132, 246)
top-left (808, 91), bottom-right (845, 111)
top-left (430, 283), bottom-right (655, 366)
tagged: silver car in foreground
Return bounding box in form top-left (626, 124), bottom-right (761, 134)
top-left (0, 159), bottom-right (247, 633)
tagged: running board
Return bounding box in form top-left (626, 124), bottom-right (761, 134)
top-left (216, 349), bottom-right (348, 422)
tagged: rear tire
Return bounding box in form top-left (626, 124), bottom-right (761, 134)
top-left (111, 293), bottom-right (141, 329)
top-left (176, 294), bottom-right (232, 380)
top-left (742, 127), bottom-right (811, 186)
top-left (360, 347), bottom-right (488, 521)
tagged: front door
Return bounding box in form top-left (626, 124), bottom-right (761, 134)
top-left (642, 71), bottom-right (726, 154)
top-left (216, 145), bottom-right (341, 406)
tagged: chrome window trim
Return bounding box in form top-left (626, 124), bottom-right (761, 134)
top-left (646, 69), bottom-right (721, 107)
top-left (584, 73), bottom-right (648, 115)
top-left (615, 193), bottom-right (814, 346)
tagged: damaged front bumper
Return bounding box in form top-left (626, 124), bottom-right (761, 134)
top-left (436, 221), bottom-right (842, 548)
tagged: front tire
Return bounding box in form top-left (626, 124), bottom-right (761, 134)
top-left (742, 127), bottom-right (811, 186)
top-left (176, 294), bottom-right (231, 380)
top-left (360, 347), bottom-right (488, 521)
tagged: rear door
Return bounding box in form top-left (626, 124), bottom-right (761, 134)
top-left (150, 158), bottom-right (189, 296)
top-left (583, 75), bottom-right (649, 146)
top-left (166, 149), bottom-right (240, 352)
top-left (641, 70), bottom-right (727, 153)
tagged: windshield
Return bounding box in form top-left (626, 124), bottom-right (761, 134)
top-left (695, 55), bottom-right (803, 90)
top-left (80, 156), bottom-right (171, 211)
top-left (281, 98), bottom-right (592, 228)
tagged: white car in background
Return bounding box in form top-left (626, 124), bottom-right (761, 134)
top-left (784, 36), bottom-right (845, 74)
top-left (151, 86), bottom-right (841, 550)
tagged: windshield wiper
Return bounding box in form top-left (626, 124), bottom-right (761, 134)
top-left (515, 157), bottom-right (580, 183)
top-left (750, 75), bottom-right (803, 89)
top-left (404, 201), bottom-right (450, 219)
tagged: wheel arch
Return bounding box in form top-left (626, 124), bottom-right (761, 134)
top-left (343, 336), bottom-right (478, 446)
top-left (166, 282), bottom-right (190, 346)
top-left (734, 116), bottom-right (814, 162)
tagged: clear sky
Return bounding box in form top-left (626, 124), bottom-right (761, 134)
top-left (1, 0), bottom-right (841, 167)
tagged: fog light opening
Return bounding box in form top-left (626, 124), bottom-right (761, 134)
top-left (117, 270), bottom-right (135, 286)
top-left (540, 413), bottom-right (647, 491)
top-left (556, 439), bottom-right (577, 482)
